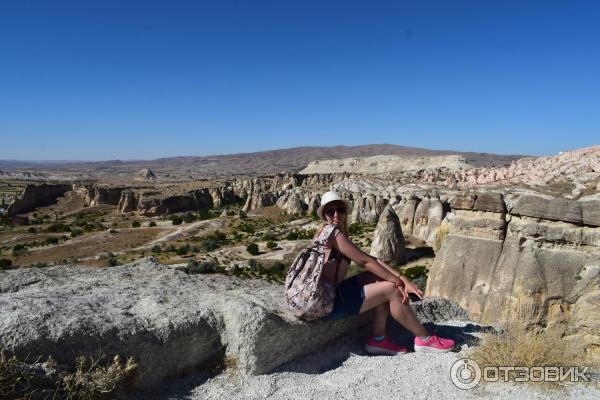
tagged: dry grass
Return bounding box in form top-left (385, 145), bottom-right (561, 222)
top-left (63, 355), bottom-right (137, 400)
top-left (0, 350), bottom-right (137, 400)
top-left (470, 324), bottom-right (599, 387)
top-left (432, 220), bottom-right (449, 252)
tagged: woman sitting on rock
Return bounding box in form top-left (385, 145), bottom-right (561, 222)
top-left (316, 190), bottom-right (455, 354)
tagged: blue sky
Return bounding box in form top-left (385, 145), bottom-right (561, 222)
top-left (1, 0), bottom-right (599, 160)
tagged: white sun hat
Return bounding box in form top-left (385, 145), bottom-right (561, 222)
top-left (317, 190), bottom-right (350, 220)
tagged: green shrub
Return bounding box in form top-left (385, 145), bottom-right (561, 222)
top-left (201, 239), bottom-right (219, 251)
top-left (176, 244), bottom-right (189, 256)
top-left (107, 257), bottom-right (119, 267)
top-left (348, 223), bottom-right (364, 236)
top-left (197, 209), bottom-right (211, 221)
top-left (45, 237), bottom-right (59, 245)
top-left (131, 221), bottom-right (141, 228)
top-left (285, 231), bottom-right (298, 240)
top-left (239, 223), bottom-right (255, 234)
top-left (183, 212), bottom-right (197, 223)
top-left (12, 244), bottom-right (25, 252)
top-left (71, 228), bottom-right (83, 238)
top-left (400, 265), bottom-right (428, 291)
top-left (0, 258), bottom-right (12, 269)
top-left (246, 242), bottom-right (259, 255)
top-left (148, 221), bottom-right (157, 227)
top-left (262, 232), bottom-right (277, 241)
top-left (169, 215), bottom-right (183, 225)
top-left (165, 244), bottom-right (176, 252)
top-left (151, 245), bottom-right (161, 253)
top-left (210, 230), bottom-right (227, 242)
top-left (27, 227), bottom-right (37, 233)
top-left (183, 260), bottom-right (222, 274)
top-left (47, 223), bottom-right (71, 233)
top-left (266, 241), bottom-right (277, 250)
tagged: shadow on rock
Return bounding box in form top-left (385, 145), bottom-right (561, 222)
top-left (388, 319), bottom-right (499, 351)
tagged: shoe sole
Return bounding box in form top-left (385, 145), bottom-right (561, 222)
top-left (364, 344), bottom-right (407, 355)
top-left (414, 345), bottom-right (452, 353)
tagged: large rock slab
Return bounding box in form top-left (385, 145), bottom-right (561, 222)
top-left (512, 195), bottom-right (600, 227)
top-left (0, 258), bottom-right (370, 389)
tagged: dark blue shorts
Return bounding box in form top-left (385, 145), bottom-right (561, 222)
top-left (320, 275), bottom-right (365, 321)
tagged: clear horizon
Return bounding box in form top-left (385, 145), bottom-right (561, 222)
top-left (1, 1), bottom-right (599, 161)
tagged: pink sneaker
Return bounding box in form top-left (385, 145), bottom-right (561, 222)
top-left (364, 336), bottom-right (408, 355)
top-left (414, 335), bottom-right (455, 353)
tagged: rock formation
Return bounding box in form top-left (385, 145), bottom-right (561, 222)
top-left (370, 204), bottom-right (406, 264)
top-left (136, 168), bottom-right (157, 180)
top-left (427, 193), bottom-right (600, 359)
top-left (6, 183), bottom-right (71, 216)
top-left (0, 257), bottom-right (467, 392)
top-left (300, 155), bottom-right (473, 175)
top-left (72, 184), bottom-right (124, 207)
top-left (447, 145), bottom-right (600, 192)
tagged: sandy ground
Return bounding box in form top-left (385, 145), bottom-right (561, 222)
top-left (131, 321), bottom-right (600, 400)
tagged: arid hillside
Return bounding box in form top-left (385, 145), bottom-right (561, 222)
top-left (0, 144), bottom-right (523, 180)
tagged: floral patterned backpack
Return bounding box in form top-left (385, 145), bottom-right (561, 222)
top-left (285, 224), bottom-right (341, 320)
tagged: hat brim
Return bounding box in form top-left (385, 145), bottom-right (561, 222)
top-left (317, 198), bottom-right (350, 220)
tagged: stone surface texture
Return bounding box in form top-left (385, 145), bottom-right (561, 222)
top-left (369, 204), bottom-right (406, 264)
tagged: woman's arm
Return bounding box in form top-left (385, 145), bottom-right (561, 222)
top-left (331, 231), bottom-right (401, 284)
top-left (377, 257), bottom-right (424, 299)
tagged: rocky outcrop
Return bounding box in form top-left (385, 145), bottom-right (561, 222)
top-left (72, 184), bottom-right (124, 207)
top-left (412, 196), bottom-right (445, 245)
top-left (427, 193), bottom-right (600, 359)
top-left (399, 195), bottom-right (420, 234)
top-left (0, 258), bottom-right (372, 389)
top-left (447, 145), bottom-right (600, 191)
top-left (7, 183), bottom-right (71, 216)
top-left (370, 204), bottom-right (406, 264)
top-left (0, 257), bottom-right (468, 393)
top-left (137, 189), bottom-right (215, 216)
top-left (136, 168), bottom-right (157, 180)
top-left (300, 155), bottom-right (473, 175)
top-left (307, 194), bottom-right (321, 216)
top-left (117, 190), bottom-right (138, 213)
top-left (284, 193), bottom-right (306, 215)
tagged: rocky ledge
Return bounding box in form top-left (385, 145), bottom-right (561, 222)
top-left (0, 258), bottom-right (467, 392)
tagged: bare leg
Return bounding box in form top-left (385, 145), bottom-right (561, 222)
top-left (355, 272), bottom-right (390, 337)
top-left (371, 302), bottom-right (389, 337)
top-left (359, 280), bottom-right (429, 337)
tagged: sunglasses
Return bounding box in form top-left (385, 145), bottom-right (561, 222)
top-left (325, 207), bottom-right (347, 217)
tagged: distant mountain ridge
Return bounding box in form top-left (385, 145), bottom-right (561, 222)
top-left (0, 144), bottom-right (524, 177)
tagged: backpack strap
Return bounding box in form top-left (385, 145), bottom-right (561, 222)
top-left (315, 224), bottom-right (339, 247)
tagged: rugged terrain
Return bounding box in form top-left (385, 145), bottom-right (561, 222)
top-left (1, 144), bottom-right (599, 398)
top-left (0, 143), bottom-right (522, 181)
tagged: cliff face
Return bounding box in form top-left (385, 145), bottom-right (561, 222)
top-left (426, 193), bottom-right (600, 358)
top-left (300, 155), bottom-right (472, 175)
top-left (6, 183), bottom-right (72, 216)
top-left (72, 184), bottom-right (124, 206)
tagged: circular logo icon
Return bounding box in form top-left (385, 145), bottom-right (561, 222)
top-left (450, 358), bottom-right (482, 390)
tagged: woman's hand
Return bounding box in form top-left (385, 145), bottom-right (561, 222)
top-left (400, 276), bottom-right (424, 300)
top-left (394, 278), bottom-right (409, 304)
